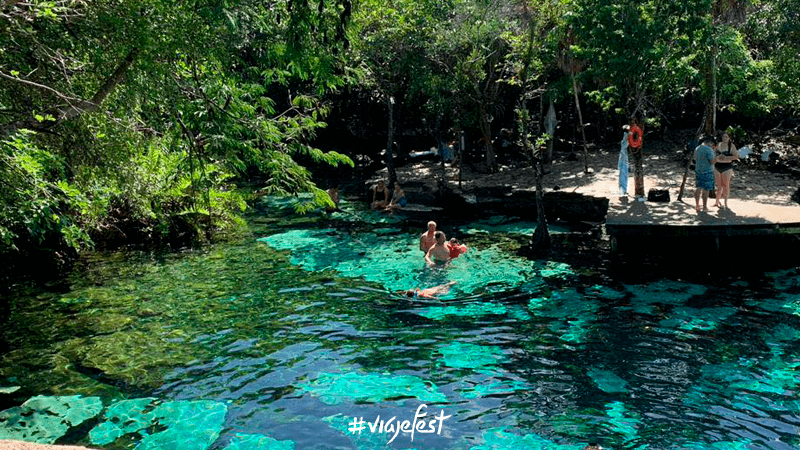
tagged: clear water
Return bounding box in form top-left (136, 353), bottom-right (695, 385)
top-left (0, 197), bottom-right (799, 450)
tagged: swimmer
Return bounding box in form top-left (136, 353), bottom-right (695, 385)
top-left (425, 231), bottom-right (451, 266)
top-left (399, 281), bottom-right (456, 299)
top-left (419, 221), bottom-right (437, 253)
top-left (446, 238), bottom-right (467, 259)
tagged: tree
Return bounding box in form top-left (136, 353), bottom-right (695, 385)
top-left (0, 0), bottom-right (357, 255)
top-left (427, 0), bottom-right (516, 173)
top-left (350, 0), bottom-right (443, 185)
top-left (557, 28), bottom-right (590, 174)
top-left (510, 0), bottom-right (563, 253)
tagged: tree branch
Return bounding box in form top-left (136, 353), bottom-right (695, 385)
top-left (1, 47), bottom-right (139, 137)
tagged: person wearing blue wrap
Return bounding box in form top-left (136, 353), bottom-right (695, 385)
top-left (618, 125), bottom-right (630, 196)
top-left (694, 135), bottom-right (717, 212)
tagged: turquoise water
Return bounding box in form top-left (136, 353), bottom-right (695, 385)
top-left (0, 197), bottom-right (799, 449)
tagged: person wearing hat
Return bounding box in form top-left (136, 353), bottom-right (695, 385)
top-left (694, 135), bottom-right (717, 212)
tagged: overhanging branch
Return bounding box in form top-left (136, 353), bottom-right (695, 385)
top-left (0, 47), bottom-right (139, 137)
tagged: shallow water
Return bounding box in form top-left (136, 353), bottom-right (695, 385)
top-left (1, 199), bottom-right (799, 449)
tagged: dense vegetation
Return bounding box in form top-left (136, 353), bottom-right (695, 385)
top-left (1, 0), bottom-right (798, 265)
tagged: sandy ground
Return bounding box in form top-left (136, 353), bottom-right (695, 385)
top-left (388, 142), bottom-right (799, 209)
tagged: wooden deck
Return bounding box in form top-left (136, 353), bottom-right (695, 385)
top-left (605, 197), bottom-right (800, 238)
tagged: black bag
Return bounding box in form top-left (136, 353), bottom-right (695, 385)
top-left (647, 189), bottom-right (670, 202)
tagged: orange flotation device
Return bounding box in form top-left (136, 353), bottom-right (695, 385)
top-left (628, 125), bottom-right (643, 149)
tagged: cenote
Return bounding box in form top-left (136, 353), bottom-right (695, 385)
top-left (1, 196), bottom-right (799, 450)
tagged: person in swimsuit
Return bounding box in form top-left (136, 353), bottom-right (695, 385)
top-left (399, 281), bottom-right (456, 299)
top-left (385, 183), bottom-right (407, 210)
top-left (370, 180), bottom-right (390, 209)
top-left (419, 221), bottom-right (437, 253)
top-left (447, 238), bottom-right (467, 259)
top-left (425, 231), bottom-right (451, 266)
top-left (713, 131), bottom-right (739, 209)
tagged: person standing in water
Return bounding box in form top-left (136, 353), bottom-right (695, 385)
top-left (419, 221), bottom-right (437, 253)
top-left (425, 231), bottom-right (451, 266)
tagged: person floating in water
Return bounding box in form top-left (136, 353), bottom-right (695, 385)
top-left (447, 237), bottom-right (468, 259)
top-left (425, 231), bottom-right (451, 266)
top-left (419, 221), bottom-right (437, 253)
top-left (399, 281), bottom-right (456, 299)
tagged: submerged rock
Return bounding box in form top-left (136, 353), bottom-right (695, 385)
top-left (0, 441), bottom-right (95, 449)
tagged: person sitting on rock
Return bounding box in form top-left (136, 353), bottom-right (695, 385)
top-left (385, 183), bottom-right (407, 210)
top-left (370, 180), bottom-right (390, 209)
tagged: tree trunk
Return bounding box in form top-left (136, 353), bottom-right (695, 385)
top-left (479, 105), bottom-right (495, 172)
top-left (531, 157), bottom-right (550, 252)
top-left (571, 74), bottom-right (590, 173)
top-left (632, 148), bottom-right (645, 197)
top-left (385, 96), bottom-right (397, 185)
top-left (703, 46), bottom-right (717, 136)
top-left (545, 98), bottom-right (557, 166)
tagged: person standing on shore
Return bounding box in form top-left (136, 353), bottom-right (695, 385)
top-left (618, 124), bottom-right (631, 196)
top-left (713, 131), bottom-right (739, 209)
top-left (694, 136), bottom-right (717, 212)
top-left (627, 117), bottom-right (645, 201)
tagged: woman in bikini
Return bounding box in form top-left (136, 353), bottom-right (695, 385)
top-left (713, 132), bottom-right (739, 209)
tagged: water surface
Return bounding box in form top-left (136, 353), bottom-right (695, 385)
top-left (1, 199), bottom-right (799, 449)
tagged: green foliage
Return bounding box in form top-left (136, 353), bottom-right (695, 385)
top-left (0, 0), bottom-right (357, 257)
top-left (0, 131), bottom-right (91, 253)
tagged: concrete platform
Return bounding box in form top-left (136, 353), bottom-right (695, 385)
top-left (605, 197), bottom-right (800, 238)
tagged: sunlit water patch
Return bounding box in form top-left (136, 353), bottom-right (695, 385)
top-left (1, 211), bottom-right (799, 449)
